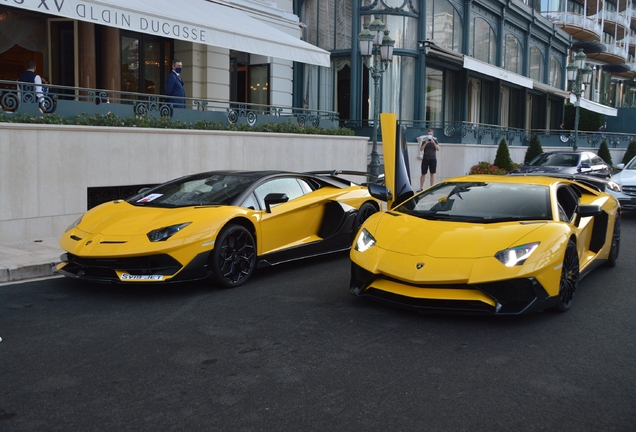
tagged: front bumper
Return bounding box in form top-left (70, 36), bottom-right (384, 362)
top-left (618, 197), bottom-right (636, 210)
top-left (57, 251), bottom-right (212, 284)
top-left (350, 262), bottom-right (555, 315)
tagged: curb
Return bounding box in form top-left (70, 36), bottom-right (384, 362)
top-left (0, 262), bottom-right (60, 283)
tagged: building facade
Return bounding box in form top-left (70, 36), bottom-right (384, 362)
top-left (297, 0), bottom-right (575, 133)
top-left (0, 0), bottom-right (329, 111)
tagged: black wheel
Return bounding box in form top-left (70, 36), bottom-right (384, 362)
top-left (353, 202), bottom-right (378, 236)
top-left (604, 216), bottom-right (620, 267)
top-left (211, 224), bottom-right (256, 288)
top-left (554, 240), bottom-right (579, 312)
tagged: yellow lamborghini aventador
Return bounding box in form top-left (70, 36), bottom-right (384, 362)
top-left (349, 114), bottom-right (621, 314)
top-left (58, 170), bottom-right (379, 287)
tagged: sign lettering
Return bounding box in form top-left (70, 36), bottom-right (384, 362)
top-left (7, 0), bottom-right (207, 43)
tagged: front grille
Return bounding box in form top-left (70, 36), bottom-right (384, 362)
top-left (62, 253), bottom-right (182, 281)
top-left (622, 185), bottom-right (636, 197)
top-left (365, 288), bottom-right (496, 314)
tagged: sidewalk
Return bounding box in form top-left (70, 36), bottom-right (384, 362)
top-left (0, 238), bottom-right (63, 283)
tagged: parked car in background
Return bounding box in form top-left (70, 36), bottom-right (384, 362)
top-left (609, 156), bottom-right (636, 210)
top-left (509, 151), bottom-right (612, 178)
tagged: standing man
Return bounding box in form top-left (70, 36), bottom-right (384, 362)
top-left (17, 59), bottom-right (44, 106)
top-left (165, 59), bottom-right (185, 109)
top-left (418, 128), bottom-right (440, 191)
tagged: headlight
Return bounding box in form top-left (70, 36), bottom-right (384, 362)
top-left (354, 228), bottom-right (376, 252)
top-left (147, 223), bottom-right (191, 242)
top-left (495, 242), bottom-right (540, 267)
top-left (65, 216), bottom-right (83, 232)
top-left (606, 181), bottom-right (621, 193)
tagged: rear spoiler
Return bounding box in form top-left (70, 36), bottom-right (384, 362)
top-left (306, 170), bottom-right (385, 186)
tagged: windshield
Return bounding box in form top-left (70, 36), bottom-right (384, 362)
top-left (127, 173), bottom-right (257, 207)
top-left (395, 181), bottom-right (552, 222)
top-left (625, 157), bottom-right (636, 170)
top-left (529, 153), bottom-right (579, 167)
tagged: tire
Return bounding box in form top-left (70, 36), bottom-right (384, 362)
top-left (211, 224), bottom-right (256, 288)
top-left (604, 216), bottom-right (620, 268)
top-left (353, 202), bottom-right (378, 237)
top-left (554, 240), bottom-right (579, 312)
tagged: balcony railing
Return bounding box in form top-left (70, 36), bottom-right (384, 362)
top-left (542, 12), bottom-right (603, 38)
top-left (343, 120), bottom-right (634, 148)
top-left (605, 41), bottom-right (629, 59)
top-left (0, 80), bottom-right (340, 129)
top-left (601, 9), bottom-right (631, 30)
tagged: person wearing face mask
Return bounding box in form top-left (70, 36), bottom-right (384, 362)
top-left (165, 59), bottom-right (186, 109)
top-left (418, 128), bottom-right (440, 191)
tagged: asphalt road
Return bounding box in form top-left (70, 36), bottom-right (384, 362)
top-left (2, 213), bottom-right (636, 431)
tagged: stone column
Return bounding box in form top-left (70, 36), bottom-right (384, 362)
top-left (101, 26), bottom-right (121, 102)
top-left (78, 22), bottom-right (96, 91)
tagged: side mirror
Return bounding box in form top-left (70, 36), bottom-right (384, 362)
top-left (368, 183), bottom-right (392, 202)
top-left (264, 193), bottom-right (289, 213)
top-left (577, 204), bottom-right (601, 218)
top-left (579, 162), bottom-right (592, 172)
top-left (616, 163), bottom-right (625, 170)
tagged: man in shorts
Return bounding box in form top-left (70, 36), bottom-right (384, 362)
top-left (419, 128), bottom-right (440, 190)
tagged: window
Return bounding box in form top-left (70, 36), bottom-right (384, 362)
top-left (530, 47), bottom-right (543, 82)
top-left (426, 0), bottom-right (463, 52)
top-left (254, 178), bottom-right (309, 210)
top-left (426, 68), bottom-right (443, 123)
top-left (120, 32), bottom-right (170, 96)
top-left (230, 55), bottom-right (271, 106)
top-left (556, 186), bottom-right (578, 222)
top-left (549, 56), bottom-right (561, 88)
top-left (567, 0), bottom-right (584, 14)
top-left (504, 34), bottom-right (522, 74)
top-left (471, 18), bottom-right (496, 65)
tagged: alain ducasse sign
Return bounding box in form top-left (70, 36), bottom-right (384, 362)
top-left (6, 0), bottom-right (207, 42)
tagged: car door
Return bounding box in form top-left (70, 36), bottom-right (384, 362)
top-left (252, 177), bottom-right (327, 255)
top-left (556, 184), bottom-right (595, 267)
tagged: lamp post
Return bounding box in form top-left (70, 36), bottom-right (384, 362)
top-left (566, 49), bottom-right (593, 151)
top-left (358, 16), bottom-right (394, 180)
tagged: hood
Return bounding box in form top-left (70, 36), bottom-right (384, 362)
top-left (612, 168), bottom-right (636, 185)
top-left (372, 212), bottom-right (545, 258)
top-left (78, 201), bottom-right (214, 236)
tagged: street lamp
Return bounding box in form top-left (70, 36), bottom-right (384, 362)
top-left (358, 16), bottom-right (394, 180)
top-left (566, 49), bottom-right (593, 151)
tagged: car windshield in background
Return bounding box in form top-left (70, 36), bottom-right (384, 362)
top-left (127, 174), bottom-right (257, 207)
top-left (625, 158), bottom-right (636, 170)
top-left (530, 153), bottom-right (579, 167)
top-left (395, 182), bottom-right (552, 222)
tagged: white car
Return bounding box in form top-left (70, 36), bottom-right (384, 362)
top-left (609, 156), bottom-right (636, 210)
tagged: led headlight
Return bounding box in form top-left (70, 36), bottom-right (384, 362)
top-left (495, 242), bottom-right (540, 267)
top-left (606, 181), bottom-right (621, 193)
top-left (147, 222), bottom-right (191, 242)
top-left (65, 216), bottom-right (83, 232)
top-left (355, 228), bottom-right (376, 252)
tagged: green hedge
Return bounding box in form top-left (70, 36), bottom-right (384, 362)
top-left (0, 112), bottom-right (355, 136)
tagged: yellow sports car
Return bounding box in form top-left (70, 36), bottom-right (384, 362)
top-left (349, 114), bottom-right (621, 314)
top-left (58, 170), bottom-right (379, 287)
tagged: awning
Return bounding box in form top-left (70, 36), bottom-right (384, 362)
top-left (576, 97), bottom-right (618, 117)
top-left (8, 0), bottom-right (331, 67)
top-left (463, 56), bottom-right (533, 89)
top-left (532, 81), bottom-right (569, 98)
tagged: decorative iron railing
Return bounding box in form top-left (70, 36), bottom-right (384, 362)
top-left (0, 80), bottom-right (340, 129)
top-left (343, 120), bottom-right (635, 148)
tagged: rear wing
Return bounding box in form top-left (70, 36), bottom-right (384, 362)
top-left (306, 170), bottom-right (384, 186)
